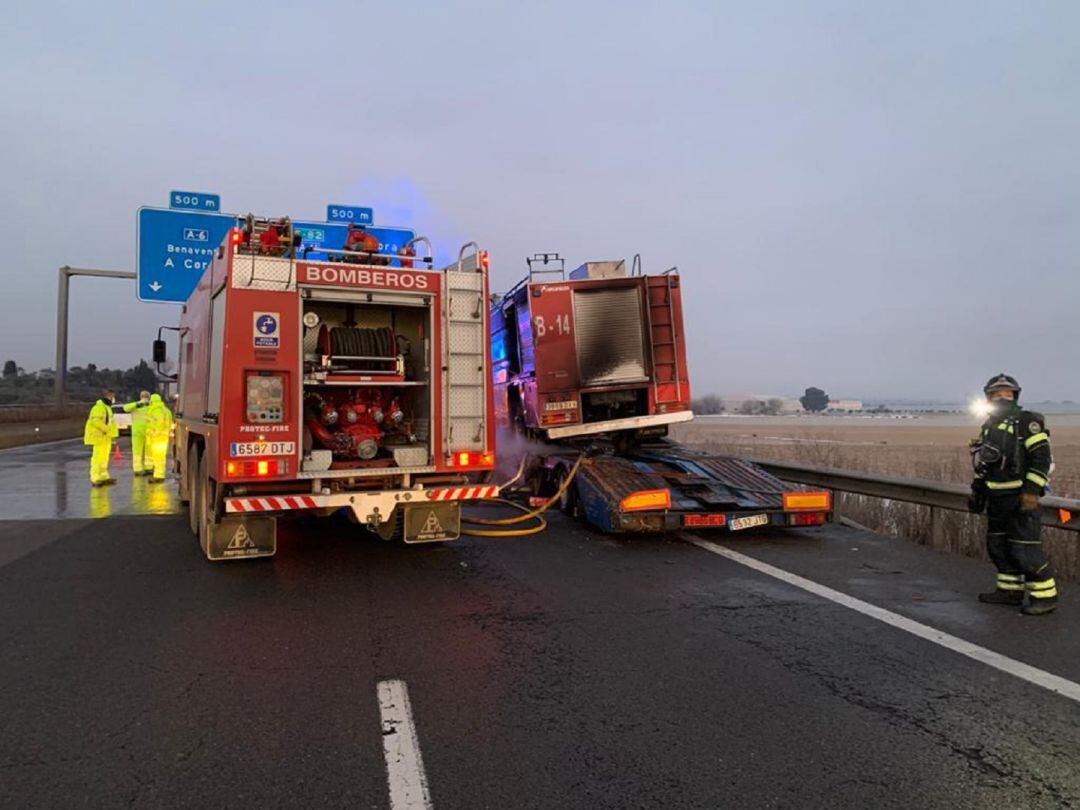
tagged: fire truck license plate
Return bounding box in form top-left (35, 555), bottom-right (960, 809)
top-left (229, 441), bottom-right (296, 457)
top-left (730, 513), bottom-right (769, 531)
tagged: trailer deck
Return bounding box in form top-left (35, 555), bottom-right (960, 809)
top-left (530, 439), bottom-right (832, 534)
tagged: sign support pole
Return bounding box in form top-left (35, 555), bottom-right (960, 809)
top-left (54, 266), bottom-right (136, 404)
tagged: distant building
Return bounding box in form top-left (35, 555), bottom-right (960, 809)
top-left (828, 399), bottom-right (863, 412)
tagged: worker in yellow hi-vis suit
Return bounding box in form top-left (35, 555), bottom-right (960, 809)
top-left (122, 390), bottom-right (152, 475)
top-left (83, 388), bottom-right (119, 486)
top-left (144, 393), bottom-right (174, 483)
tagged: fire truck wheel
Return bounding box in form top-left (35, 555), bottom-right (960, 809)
top-left (187, 444), bottom-right (202, 537)
top-left (374, 508), bottom-right (403, 541)
top-left (556, 466), bottom-right (577, 516)
top-left (199, 465), bottom-right (218, 547)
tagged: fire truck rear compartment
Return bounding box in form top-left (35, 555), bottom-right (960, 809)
top-left (300, 296), bottom-right (432, 475)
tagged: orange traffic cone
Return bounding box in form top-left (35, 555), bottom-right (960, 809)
top-left (113, 444), bottom-right (122, 461)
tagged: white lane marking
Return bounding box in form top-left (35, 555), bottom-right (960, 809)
top-left (687, 537), bottom-right (1080, 705)
top-left (378, 679), bottom-right (432, 810)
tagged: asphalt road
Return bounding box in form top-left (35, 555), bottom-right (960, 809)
top-left (2, 440), bottom-right (1079, 808)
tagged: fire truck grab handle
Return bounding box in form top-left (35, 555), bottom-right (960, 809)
top-left (456, 242), bottom-right (481, 274)
top-left (404, 236), bottom-right (434, 266)
top-left (631, 253), bottom-right (642, 276)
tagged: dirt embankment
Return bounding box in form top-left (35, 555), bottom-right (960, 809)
top-left (0, 418), bottom-right (84, 450)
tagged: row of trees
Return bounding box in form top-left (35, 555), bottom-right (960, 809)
top-left (690, 395), bottom-right (788, 415)
top-left (0, 360), bottom-right (159, 404)
top-left (691, 387), bottom-right (834, 415)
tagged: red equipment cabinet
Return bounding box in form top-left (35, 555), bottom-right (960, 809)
top-left (170, 216), bottom-right (497, 561)
top-left (491, 256), bottom-right (692, 446)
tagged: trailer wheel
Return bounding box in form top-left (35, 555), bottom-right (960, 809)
top-left (187, 444), bottom-right (202, 537)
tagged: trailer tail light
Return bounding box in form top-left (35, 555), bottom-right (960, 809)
top-left (790, 512), bottom-right (828, 527)
top-left (783, 491), bottom-right (832, 512)
top-left (620, 489), bottom-right (671, 513)
top-left (683, 513), bottom-right (726, 528)
top-left (226, 459), bottom-right (288, 477)
top-left (449, 451), bottom-right (494, 468)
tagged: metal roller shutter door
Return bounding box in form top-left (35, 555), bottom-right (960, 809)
top-left (572, 287), bottom-right (648, 386)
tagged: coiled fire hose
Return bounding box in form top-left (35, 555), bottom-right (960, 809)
top-left (460, 454), bottom-right (585, 538)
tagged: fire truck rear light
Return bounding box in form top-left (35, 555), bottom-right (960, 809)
top-left (230, 229), bottom-right (242, 244)
top-left (620, 489), bottom-right (671, 512)
top-left (450, 451), bottom-right (493, 468)
top-left (480, 250), bottom-right (490, 269)
top-left (226, 459), bottom-right (286, 477)
top-left (783, 491), bottom-right (832, 512)
top-left (540, 411), bottom-right (573, 426)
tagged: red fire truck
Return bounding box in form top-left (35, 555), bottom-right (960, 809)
top-left (491, 254), bottom-right (832, 534)
top-left (491, 254), bottom-right (692, 450)
top-left (160, 216), bottom-right (497, 561)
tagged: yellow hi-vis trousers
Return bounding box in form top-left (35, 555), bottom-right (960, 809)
top-left (148, 434), bottom-right (170, 481)
top-left (90, 441), bottom-right (112, 483)
top-left (131, 428), bottom-right (147, 473)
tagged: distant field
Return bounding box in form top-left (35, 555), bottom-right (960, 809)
top-left (672, 414), bottom-right (1080, 580)
top-left (672, 413), bottom-right (1080, 498)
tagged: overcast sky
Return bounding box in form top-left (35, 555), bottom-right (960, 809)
top-left (2, 1), bottom-right (1077, 401)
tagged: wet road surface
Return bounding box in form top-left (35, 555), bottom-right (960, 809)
top-left (0, 437), bottom-right (180, 520)
top-left (1, 440), bottom-right (1079, 808)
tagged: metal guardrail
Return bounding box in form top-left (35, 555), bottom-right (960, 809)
top-left (750, 457), bottom-right (1080, 534)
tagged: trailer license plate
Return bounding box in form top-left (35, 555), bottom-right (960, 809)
top-left (730, 513), bottom-right (769, 531)
top-left (230, 441), bottom-right (296, 457)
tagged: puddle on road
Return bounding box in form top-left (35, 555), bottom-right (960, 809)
top-left (0, 438), bottom-right (181, 520)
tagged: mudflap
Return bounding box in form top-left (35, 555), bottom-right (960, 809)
top-left (204, 515), bottom-right (277, 561)
top-left (403, 502), bottom-right (460, 544)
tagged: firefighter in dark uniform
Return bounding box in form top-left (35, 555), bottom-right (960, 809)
top-left (969, 374), bottom-right (1057, 615)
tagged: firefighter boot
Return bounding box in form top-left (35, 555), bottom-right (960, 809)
top-left (978, 572), bottom-right (1024, 605)
top-left (1021, 597), bottom-right (1058, 616)
top-left (978, 589), bottom-right (1024, 606)
top-left (1021, 576), bottom-right (1058, 616)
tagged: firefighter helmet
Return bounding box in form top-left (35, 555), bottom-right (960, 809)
top-left (984, 373), bottom-right (1021, 398)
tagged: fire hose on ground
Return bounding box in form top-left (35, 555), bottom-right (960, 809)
top-left (459, 454), bottom-right (585, 538)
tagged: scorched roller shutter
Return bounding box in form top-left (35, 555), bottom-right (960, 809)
top-left (572, 286), bottom-right (648, 386)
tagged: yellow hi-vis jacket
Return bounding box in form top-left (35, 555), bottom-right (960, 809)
top-left (123, 399), bottom-right (151, 436)
top-left (145, 394), bottom-right (173, 439)
top-left (83, 399), bottom-right (119, 445)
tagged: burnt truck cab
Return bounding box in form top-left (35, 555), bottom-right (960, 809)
top-left (491, 254), bottom-right (693, 449)
top-left (167, 215), bottom-right (497, 561)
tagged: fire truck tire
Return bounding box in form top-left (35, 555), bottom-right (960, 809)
top-left (556, 466), bottom-right (577, 515)
top-left (374, 508), bottom-right (403, 542)
top-left (198, 463), bottom-right (218, 551)
top-left (187, 444), bottom-right (202, 537)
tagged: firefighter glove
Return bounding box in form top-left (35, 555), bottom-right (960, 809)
top-left (1019, 492), bottom-right (1041, 512)
top-left (968, 481), bottom-right (988, 514)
